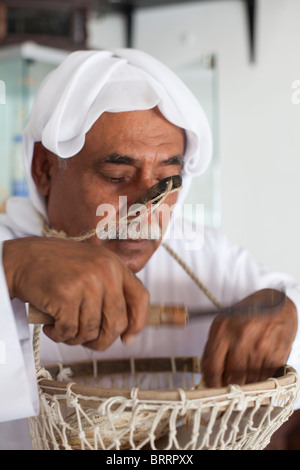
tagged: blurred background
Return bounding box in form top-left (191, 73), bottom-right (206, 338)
top-left (0, 0), bottom-right (299, 448)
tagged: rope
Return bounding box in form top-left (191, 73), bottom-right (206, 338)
top-left (39, 179), bottom-right (176, 242)
top-left (162, 242), bottom-right (222, 310)
top-left (33, 324), bottom-right (42, 368)
top-left (39, 225), bottom-right (222, 311)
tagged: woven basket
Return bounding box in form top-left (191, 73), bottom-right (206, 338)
top-left (28, 325), bottom-right (300, 451)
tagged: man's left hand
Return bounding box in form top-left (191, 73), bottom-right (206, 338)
top-left (201, 289), bottom-right (298, 387)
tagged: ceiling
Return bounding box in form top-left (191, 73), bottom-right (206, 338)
top-left (106, 0), bottom-right (204, 7)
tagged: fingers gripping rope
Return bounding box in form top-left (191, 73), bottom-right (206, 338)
top-left (39, 173), bottom-right (221, 310)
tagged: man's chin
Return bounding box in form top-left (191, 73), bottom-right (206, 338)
top-left (104, 238), bottom-right (160, 273)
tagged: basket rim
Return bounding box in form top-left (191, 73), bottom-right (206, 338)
top-left (38, 356), bottom-right (299, 403)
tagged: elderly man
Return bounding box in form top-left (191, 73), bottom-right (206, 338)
top-left (0, 48), bottom-right (299, 449)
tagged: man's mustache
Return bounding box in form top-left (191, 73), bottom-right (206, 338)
top-left (96, 175), bottom-right (182, 241)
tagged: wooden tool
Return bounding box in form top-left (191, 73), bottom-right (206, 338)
top-left (28, 304), bottom-right (188, 327)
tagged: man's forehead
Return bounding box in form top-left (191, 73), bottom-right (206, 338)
top-left (88, 108), bottom-right (184, 135)
top-left (84, 108), bottom-right (186, 155)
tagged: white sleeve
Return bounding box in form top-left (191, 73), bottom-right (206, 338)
top-left (0, 241), bottom-right (39, 422)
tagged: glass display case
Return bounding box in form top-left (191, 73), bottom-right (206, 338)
top-left (0, 42), bottom-right (68, 211)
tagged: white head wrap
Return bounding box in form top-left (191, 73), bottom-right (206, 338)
top-left (23, 48), bottom-right (212, 217)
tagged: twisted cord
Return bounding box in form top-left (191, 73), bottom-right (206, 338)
top-left (32, 324), bottom-right (42, 368)
top-left (39, 213), bottom-right (222, 310)
top-left (162, 242), bottom-right (222, 310)
top-left (39, 180), bottom-right (175, 243)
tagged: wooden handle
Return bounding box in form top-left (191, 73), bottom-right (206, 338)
top-left (28, 304), bottom-right (188, 327)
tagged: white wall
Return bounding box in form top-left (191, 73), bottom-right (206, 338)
top-left (88, 11), bottom-right (126, 50)
top-left (88, 0), bottom-right (300, 282)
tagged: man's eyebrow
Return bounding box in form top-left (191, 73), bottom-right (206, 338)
top-left (100, 153), bottom-right (137, 165)
top-left (98, 153), bottom-right (184, 167)
top-left (162, 155), bottom-right (184, 167)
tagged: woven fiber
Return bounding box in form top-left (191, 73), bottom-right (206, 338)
top-left (28, 328), bottom-right (300, 451)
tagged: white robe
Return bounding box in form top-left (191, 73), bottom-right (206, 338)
top-left (1, 197), bottom-right (300, 450)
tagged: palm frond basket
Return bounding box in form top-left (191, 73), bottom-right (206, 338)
top-left (28, 324), bottom-right (300, 451)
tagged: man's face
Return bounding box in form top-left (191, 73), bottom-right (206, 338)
top-left (38, 108), bottom-right (185, 273)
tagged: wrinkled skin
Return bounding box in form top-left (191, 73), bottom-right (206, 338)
top-left (4, 237), bottom-right (149, 348)
top-left (201, 289), bottom-right (297, 386)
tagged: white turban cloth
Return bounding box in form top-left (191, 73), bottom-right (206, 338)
top-left (23, 48), bottom-right (212, 218)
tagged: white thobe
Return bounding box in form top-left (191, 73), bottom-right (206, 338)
top-left (0, 197), bottom-right (300, 450)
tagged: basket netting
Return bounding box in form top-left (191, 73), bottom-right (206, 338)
top-left (28, 328), bottom-right (300, 450)
top-left (30, 208), bottom-right (300, 450)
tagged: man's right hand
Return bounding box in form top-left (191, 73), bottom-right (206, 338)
top-left (3, 237), bottom-right (150, 350)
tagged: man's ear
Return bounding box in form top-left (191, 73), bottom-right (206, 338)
top-left (31, 142), bottom-right (56, 197)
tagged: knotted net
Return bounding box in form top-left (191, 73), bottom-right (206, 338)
top-left (28, 323), bottom-right (299, 451)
